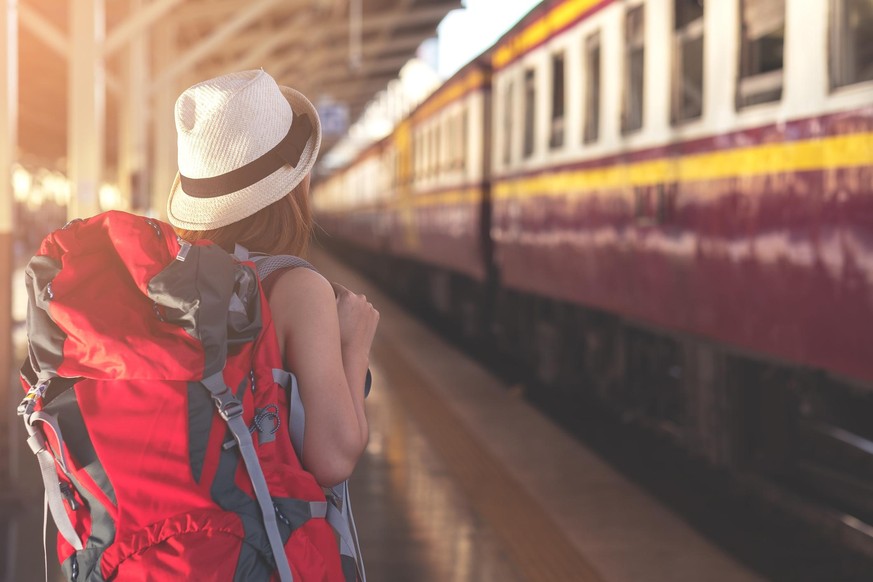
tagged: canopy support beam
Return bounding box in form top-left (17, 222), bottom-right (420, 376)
top-left (104, 0), bottom-right (184, 56)
top-left (149, 0), bottom-right (282, 95)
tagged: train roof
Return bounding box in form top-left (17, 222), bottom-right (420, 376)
top-left (328, 51), bottom-right (493, 174)
top-left (322, 0), bottom-right (565, 174)
top-left (407, 52), bottom-right (492, 124)
top-left (491, 0), bottom-right (609, 70)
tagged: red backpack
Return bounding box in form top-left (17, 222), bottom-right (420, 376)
top-left (18, 211), bottom-right (364, 582)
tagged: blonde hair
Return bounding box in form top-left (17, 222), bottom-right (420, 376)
top-left (174, 179), bottom-right (312, 257)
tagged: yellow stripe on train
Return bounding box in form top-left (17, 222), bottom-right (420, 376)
top-left (398, 187), bottom-right (483, 209)
top-left (493, 132), bottom-right (873, 200)
top-left (321, 133), bottom-right (872, 212)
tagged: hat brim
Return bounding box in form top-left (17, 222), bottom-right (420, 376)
top-left (167, 86), bottom-right (322, 231)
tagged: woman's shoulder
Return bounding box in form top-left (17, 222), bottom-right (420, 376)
top-left (266, 267), bottom-right (335, 321)
top-left (266, 266), bottom-right (340, 364)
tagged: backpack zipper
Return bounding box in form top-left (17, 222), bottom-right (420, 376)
top-left (274, 503), bottom-right (292, 529)
top-left (144, 218), bottom-right (163, 238)
top-left (70, 554), bottom-right (79, 581)
top-left (59, 482), bottom-right (80, 511)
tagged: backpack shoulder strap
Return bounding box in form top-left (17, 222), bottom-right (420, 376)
top-left (250, 254), bottom-right (318, 281)
top-left (232, 245), bottom-right (317, 280)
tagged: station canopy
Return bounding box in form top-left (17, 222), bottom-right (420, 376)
top-left (16, 0), bottom-right (461, 167)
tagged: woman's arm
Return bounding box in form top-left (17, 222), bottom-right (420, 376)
top-left (268, 268), bottom-right (371, 487)
top-left (339, 344), bottom-right (370, 453)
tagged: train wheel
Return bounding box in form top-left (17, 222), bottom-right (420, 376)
top-left (581, 312), bottom-right (626, 407)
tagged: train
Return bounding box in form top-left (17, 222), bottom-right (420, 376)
top-left (312, 0), bottom-right (873, 551)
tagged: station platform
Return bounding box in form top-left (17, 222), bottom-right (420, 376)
top-left (3, 247), bottom-right (763, 582)
top-left (318, 248), bottom-right (762, 582)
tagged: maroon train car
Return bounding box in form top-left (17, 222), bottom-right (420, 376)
top-left (315, 0), bottom-right (873, 552)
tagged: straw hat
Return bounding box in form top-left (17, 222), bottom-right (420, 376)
top-left (167, 69), bottom-right (322, 230)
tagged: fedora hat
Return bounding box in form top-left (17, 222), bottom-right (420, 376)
top-left (167, 69), bottom-right (322, 230)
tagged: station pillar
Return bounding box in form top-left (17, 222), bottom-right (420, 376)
top-left (119, 0), bottom-right (149, 213)
top-left (67, 0), bottom-right (106, 221)
top-left (0, 0), bottom-right (16, 487)
top-left (151, 22), bottom-right (177, 220)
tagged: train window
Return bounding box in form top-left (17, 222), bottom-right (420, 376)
top-left (422, 130), bottom-right (428, 180)
top-left (434, 124), bottom-right (440, 177)
top-left (418, 131), bottom-right (425, 180)
top-left (441, 123), bottom-right (446, 175)
top-left (450, 115), bottom-right (456, 170)
top-left (443, 116), bottom-right (452, 173)
top-left (449, 114), bottom-right (457, 170)
top-left (435, 124), bottom-right (442, 177)
top-left (672, 0), bottom-right (704, 124)
top-left (427, 127), bottom-right (434, 179)
top-left (738, 0), bottom-right (784, 107)
top-left (460, 108), bottom-right (468, 174)
top-left (503, 80), bottom-right (514, 166)
top-left (412, 133), bottom-right (417, 180)
top-left (622, 5), bottom-right (645, 134)
top-left (421, 129), bottom-right (428, 179)
top-left (420, 129), bottom-right (426, 179)
top-left (453, 113), bottom-right (461, 170)
top-left (584, 31), bottom-right (601, 144)
top-left (438, 120), bottom-right (445, 175)
top-left (420, 131), bottom-right (427, 180)
top-left (549, 52), bottom-right (566, 149)
top-left (390, 151), bottom-right (396, 189)
top-left (523, 68), bottom-right (537, 158)
top-left (456, 112), bottom-right (464, 170)
top-left (830, 0), bottom-right (873, 88)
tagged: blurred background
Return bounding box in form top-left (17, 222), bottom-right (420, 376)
top-left (2, 0), bottom-right (873, 580)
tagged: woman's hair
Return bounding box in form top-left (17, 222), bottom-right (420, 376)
top-left (174, 179), bottom-right (312, 256)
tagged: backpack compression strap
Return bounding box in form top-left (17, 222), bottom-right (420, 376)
top-left (326, 480), bottom-right (367, 582)
top-left (18, 387), bottom-right (85, 553)
top-left (201, 372), bottom-right (299, 582)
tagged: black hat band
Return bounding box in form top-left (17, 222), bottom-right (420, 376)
top-left (179, 112), bottom-right (313, 199)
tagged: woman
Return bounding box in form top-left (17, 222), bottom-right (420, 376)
top-left (167, 69), bottom-right (377, 488)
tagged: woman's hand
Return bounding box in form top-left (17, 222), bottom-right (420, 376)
top-left (331, 282), bottom-right (380, 355)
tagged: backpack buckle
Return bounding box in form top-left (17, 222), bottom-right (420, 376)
top-left (176, 240), bottom-right (192, 262)
top-left (201, 373), bottom-right (244, 421)
top-left (218, 399), bottom-right (243, 421)
top-left (212, 393), bottom-right (244, 421)
top-left (18, 383), bottom-right (47, 417)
